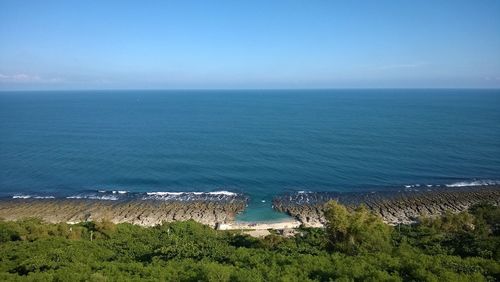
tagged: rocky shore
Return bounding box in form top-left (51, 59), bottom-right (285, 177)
top-left (0, 198), bottom-right (247, 227)
top-left (2, 186), bottom-right (499, 228)
top-left (273, 186), bottom-right (500, 226)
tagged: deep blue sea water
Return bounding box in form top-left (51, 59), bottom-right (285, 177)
top-left (1, 89), bottom-right (499, 221)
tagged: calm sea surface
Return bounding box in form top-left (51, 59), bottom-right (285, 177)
top-left (1, 90), bottom-right (499, 220)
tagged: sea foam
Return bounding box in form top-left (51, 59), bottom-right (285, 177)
top-left (142, 191), bottom-right (242, 202)
top-left (445, 180), bottom-right (500, 187)
top-left (12, 195), bottom-right (55, 199)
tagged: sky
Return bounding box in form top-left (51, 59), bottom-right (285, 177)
top-left (0, 0), bottom-right (500, 90)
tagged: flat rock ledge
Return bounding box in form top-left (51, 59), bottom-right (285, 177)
top-left (272, 186), bottom-right (500, 226)
top-left (0, 199), bottom-right (247, 227)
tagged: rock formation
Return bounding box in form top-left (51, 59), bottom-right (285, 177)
top-left (273, 186), bottom-right (500, 226)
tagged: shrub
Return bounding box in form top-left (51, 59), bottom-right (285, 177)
top-left (324, 201), bottom-right (393, 254)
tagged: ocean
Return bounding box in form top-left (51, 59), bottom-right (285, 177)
top-left (1, 89), bottom-right (499, 221)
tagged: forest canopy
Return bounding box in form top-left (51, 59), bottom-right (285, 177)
top-left (0, 202), bottom-right (499, 281)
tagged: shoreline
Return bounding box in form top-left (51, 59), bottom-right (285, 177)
top-left (273, 185), bottom-right (500, 226)
top-left (0, 185), bottom-right (498, 230)
top-left (0, 198), bottom-right (246, 227)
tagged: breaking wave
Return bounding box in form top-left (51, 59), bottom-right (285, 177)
top-left (275, 180), bottom-right (500, 206)
top-left (143, 191), bottom-right (243, 202)
top-left (445, 180), bottom-right (500, 187)
top-left (402, 179), bottom-right (500, 190)
top-left (12, 195), bottom-right (55, 199)
top-left (67, 194), bottom-right (120, 201)
top-left (7, 189), bottom-right (246, 203)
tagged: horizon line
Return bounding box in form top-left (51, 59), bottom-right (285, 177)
top-left (1, 87), bottom-right (500, 92)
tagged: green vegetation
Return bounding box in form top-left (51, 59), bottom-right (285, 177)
top-left (1, 202), bottom-right (499, 281)
top-left (324, 201), bottom-right (392, 254)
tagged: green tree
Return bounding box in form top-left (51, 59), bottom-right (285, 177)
top-left (324, 200), bottom-right (392, 254)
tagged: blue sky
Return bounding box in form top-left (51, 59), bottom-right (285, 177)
top-left (1, 0), bottom-right (500, 90)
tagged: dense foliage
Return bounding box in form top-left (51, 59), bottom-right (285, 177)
top-left (324, 201), bottom-right (392, 254)
top-left (0, 202), bottom-right (499, 281)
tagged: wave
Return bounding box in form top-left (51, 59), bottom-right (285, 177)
top-left (207, 191), bottom-right (237, 196)
top-left (276, 180), bottom-right (500, 205)
top-left (67, 195), bottom-right (120, 201)
top-left (402, 179), bottom-right (500, 190)
top-left (97, 190), bottom-right (128, 194)
top-left (11, 180), bottom-right (497, 203)
top-left (49, 190), bottom-right (246, 202)
top-left (12, 195), bottom-right (55, 199)
top-left (145, 191), bottom-right (237, 196)
top-left (143, 191), bottom-right (242, 202)
top-left (445, 180), bottom-right (500, 187)
top-left (146, 192), bottom-right (184, 196)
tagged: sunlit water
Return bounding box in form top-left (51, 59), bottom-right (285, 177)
top-left (1, 89), bottom-right (499, 221)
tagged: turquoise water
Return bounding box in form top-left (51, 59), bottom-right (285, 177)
top-left (1, 89), bottom-right (499, 221)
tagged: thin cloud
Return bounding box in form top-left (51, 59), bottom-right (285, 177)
top-left (484, 76), bottom-right (500, 81)
top-left (375, 62), bottom-right (429, 70)
top-left (0, 73), bottom-right (63, 83)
